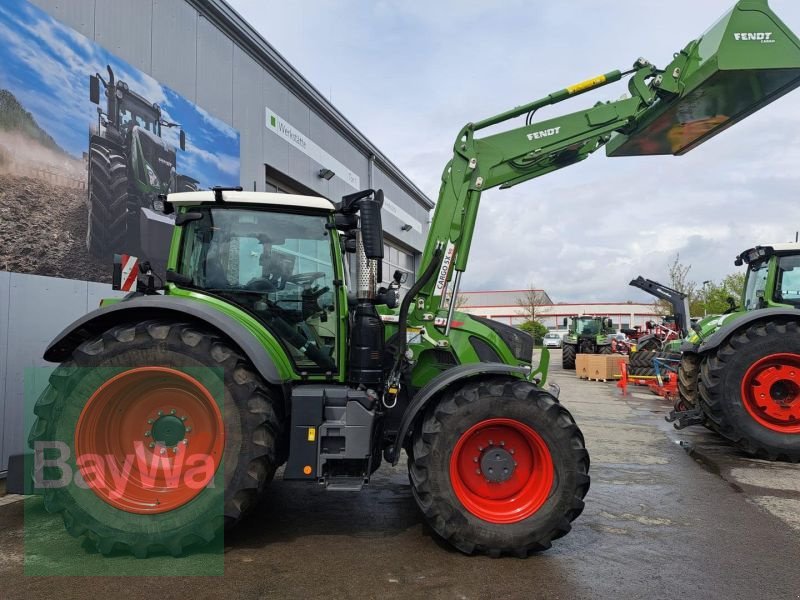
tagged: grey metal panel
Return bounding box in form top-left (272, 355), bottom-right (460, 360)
top-left (285, 93), bottom-right (311, 186)
top-left (1, 274), bottom-right (91, 474)
top-left (233, 45), bottom-right (265, 191)
top-left (309, 111), bottom-right (368, 200)
top-left (262, 71), bottom-right (289, 174)
top-left (28, 0), bottom-right (95, 38)
top-left (94, 0), bottom-right (153, 74)
top-left (0, 271), bottom-right (10, 473)
top-left (152, 0), bottom-right (198, 102)
top-left (196, 14), bottom-right (233, 125)
top-left (373, 167), bottom-right (429, 251)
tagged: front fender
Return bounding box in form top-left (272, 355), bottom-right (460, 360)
top-left (44, 295), bottom-right (292, 384)
top-left (696, 308), bottom-right (800, 355)
top-left (388, 362), bottom-right (530, 465)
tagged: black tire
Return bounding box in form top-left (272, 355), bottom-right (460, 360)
top-left (408, 377), bottom-right (590, 557)
top-left (86, 142), bottom-right (129, 258)
top-left (27, 320), bottom-right (285, 556)
top-left (698, 319), bottom-right (800, 462)
top-left (678, 354), bottom-right (700, 408)
top-left (562, 344), bottom-right (576, 370)
top-left (636, 335), bottom-right (661, 352)
top-left (629, 350), bottom-right (657, 368)
top-left (599, 345), bottom-right (612, 355)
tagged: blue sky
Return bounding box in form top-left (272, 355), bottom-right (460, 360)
top-left (0, 0), bottom-right (239, 190)
top-left (229, 0), bottom-right (800, 302)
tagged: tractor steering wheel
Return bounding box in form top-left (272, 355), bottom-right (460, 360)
top-left (287, 272), bottom-right (326, 286)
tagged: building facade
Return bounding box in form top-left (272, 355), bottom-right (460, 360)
top-left (458, 290), bottom-right (660, 331)
top-left (0, 0), bottom-right (432, 474)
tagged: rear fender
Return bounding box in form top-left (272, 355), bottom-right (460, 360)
top-left (44, 295), bottom-right (291, 384)
top-left (696, 308), bottom-right (800, 355)
top-left (388, 363), bottom-right (530, 465)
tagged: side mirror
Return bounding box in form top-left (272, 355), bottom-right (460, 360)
top-left (179, 130), bottom-right (186, 151)
top-left (89, 75), bottom-right (100, 105)
top-left (393, 269), bottom-right (408, 284)
top-left (606, 318), bottom-right (613, 328)
top-left (562, 317), bottom-right (568, 327)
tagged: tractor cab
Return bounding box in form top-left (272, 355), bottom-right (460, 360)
top-left (737, 243), bottom-right (800, 310)
top-left (165, 190), bottom-right (343, 374)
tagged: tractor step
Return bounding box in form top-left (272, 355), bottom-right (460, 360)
top-left (665, 407), bottom-right (705, 430)
top-left (324, 476), bottom-right (366, 492)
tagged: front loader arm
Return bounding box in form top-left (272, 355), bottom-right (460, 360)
top-left (417, 60), bottom-right (661, 315)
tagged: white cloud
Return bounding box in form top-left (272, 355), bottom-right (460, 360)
top-left (230, 0), bottom-right (800, 301)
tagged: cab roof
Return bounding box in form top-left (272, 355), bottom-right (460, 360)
top-left (166, 190), bottom-right (335, 211)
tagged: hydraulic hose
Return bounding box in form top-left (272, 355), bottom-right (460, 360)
top-left (393, 245), bottom-right (444, 365)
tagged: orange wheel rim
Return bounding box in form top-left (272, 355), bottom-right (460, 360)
top-left (449, 418), bottom-right (554, 524)
top-left (74, 367), bottom-right (225, 514)
top-left (741, 353), bottom-right (800, 434)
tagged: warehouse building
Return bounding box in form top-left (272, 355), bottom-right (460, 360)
top-left (458, 290), bottom-right (660, 331)
top-left (0, 0), bottom-right (433, 475)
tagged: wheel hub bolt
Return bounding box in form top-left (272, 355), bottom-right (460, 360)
top-left (170, 409), bottom-right (176, 415)
top-left (186, 427), bottom-right (192, 433)
top-left (159, 448), bottom-right (166, 455)
top-left (144, 431), bottom-right (151, 437)
top-left (148, 442), bottom-right (155, 449)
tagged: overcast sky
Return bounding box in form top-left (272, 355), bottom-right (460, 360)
top-left (228, 0), bottom-right (800, 303)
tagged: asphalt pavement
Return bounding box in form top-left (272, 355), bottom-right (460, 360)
top-left (1, 350), bottom-right (799, 599)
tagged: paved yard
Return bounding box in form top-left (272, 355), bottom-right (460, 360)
top-left (1, 350), bottom-right (799, 599)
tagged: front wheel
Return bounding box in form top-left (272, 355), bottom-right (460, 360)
top-left (408, 377), bottom-right (590, 556)
top-left (562, 343), bottom-right (576, 370)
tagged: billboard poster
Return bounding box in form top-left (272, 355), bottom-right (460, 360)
top-left (0, 0), bottom-right (240, 282)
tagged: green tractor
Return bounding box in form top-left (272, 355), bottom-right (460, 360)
top-left (9, 0), bottom-right (800, 556)
top-left (673, 244), bottom-right (800, 462)
top-left (86, 65), bottom-right (195, 259)
top-left (561, 316), bottom-right (615, 370)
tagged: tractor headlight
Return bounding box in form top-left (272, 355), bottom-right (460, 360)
top-left (145, 163), bottom-right (159, 187)
top-left (152, 197), bottom-right (165, 212)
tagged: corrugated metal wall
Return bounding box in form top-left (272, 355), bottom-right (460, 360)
top-left (0, 273), bottom-right (123, 474)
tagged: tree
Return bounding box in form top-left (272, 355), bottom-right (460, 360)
top-left (516, 283), bottom-right (547, 324)
top-left (653, 254), bottom-right (699, 317)
top-left (520, 319), bottom-right (548, 344)
top-left (699, 272), bottom-right (745, 315)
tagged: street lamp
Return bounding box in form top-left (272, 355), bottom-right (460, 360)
top-left (702, 280), bottom-right (711, 317)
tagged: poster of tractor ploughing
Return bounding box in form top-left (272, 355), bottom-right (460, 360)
top-left (0, 0), bottom-right (240, 282)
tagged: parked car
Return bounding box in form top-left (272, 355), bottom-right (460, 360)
top-left (543, 332), bottom-right (563, 348)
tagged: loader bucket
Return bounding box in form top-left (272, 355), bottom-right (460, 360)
top-left (607, 0), bottom-right (800, 157)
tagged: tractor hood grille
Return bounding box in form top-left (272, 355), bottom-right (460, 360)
top-left (133, 127), bottom-right (176, 186)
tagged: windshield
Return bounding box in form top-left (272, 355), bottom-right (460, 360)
top-left (178, 207), bottom-right (338, 372)
top-left (774, 255), bottom-right (800, 308)
top-left (743, 260), bottom-right (769, 310)
top-left (575, 319), bottom-right (599, 335)
top-left (118, 98), bottom-right (160, 134)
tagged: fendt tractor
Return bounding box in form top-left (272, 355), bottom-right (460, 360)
top-left (672, 243), bottom-right (800, 462)
top-left (9, 0), bottom-right (800, 556)
top-left (561, 316), bottom-right (615, 370)
top-left (86, 65), bottom-right (197, 259)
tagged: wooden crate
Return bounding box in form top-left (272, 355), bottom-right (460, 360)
top-left (583, 354), bottom-right (629, 381)
top-left (575, 354), bottom-right (591, 378)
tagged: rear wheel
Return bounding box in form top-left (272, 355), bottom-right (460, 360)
top-left (599, 345), bottom-right (612, 355)
top-left (86, 142), bottom-right (129, 258)
top-left (408, 377), bottom-right (590, 556)
top-left (28, 320), bottom-right (285, 556)
top-left (636, 335), bottom-right (661, 352)
top-left (698, 320), bottom-right (800, 462)
top-left (562, 344), bottom-right (576, 370)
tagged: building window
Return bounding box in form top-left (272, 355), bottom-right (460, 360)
top-left (381, 241), bottom-right (416, 297)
